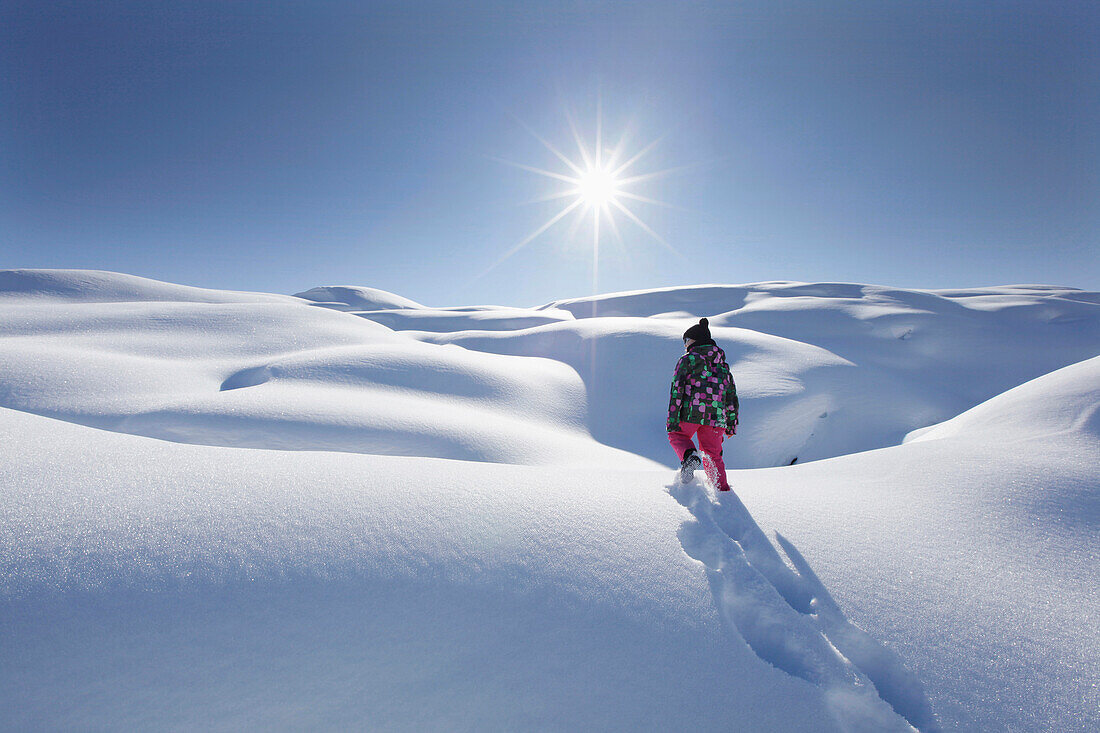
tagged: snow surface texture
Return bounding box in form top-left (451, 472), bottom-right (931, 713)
top-left (1, 269), bottom-right (1098, 731)
top-left (735, 357), bottom-right (1100, 733)
top-left (402, 282), bottom-right (1097, 467)
top-left (0, 270), bottom-right (646, 468)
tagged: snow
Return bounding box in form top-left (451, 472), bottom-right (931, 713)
top-left (733, 392), bottom-right (1099, 731)
top-left (0, 268), bottom-right (296, 304)
top-left (904, 354), bottom-right (1100, 443)
top-left (294, 284), bottom-right (426, 311)
top-left (1, 269), bottom-right (1097, 731)
top-left (410, 282), bottom-right (1099, 467)
top-left (1, 405), bottom-right (916, 731)
top-left (0, 271), bottom-right (644, 467)
top-left (342, 306), bottom-right (575, 333)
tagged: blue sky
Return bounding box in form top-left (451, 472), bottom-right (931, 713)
top-left (3, 0), bottom-right (1098, 305)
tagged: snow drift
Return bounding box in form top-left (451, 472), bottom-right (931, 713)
top-left (407, 282), bottom-right (1100, 466)
top-left (0, 270), bottom-right (645, 467)
top-left (294, 284), bottom-right (426, 311)
top-left (1, 269), bottom-right (1097, 731)
top-left (734, 357), bottom-right (1100, 732)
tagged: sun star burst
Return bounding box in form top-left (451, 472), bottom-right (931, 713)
top-left (481, 104), bottom-right (680, 291)
top-left (576, 165), bottom-right (620, 209)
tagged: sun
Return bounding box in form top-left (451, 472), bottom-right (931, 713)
top-left (576, 165), bottom-right (620, 209)
top-left (481, 102), bottom-right (680, 291)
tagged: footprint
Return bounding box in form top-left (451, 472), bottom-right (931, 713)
top-left (775, 534), bottom-right (940, 732)
top-left (669, 479), bottom-right (939, 732)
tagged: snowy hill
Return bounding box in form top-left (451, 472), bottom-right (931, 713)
top-left (905, 354), bottom-right (1100, 443)
top-left (377, 281), bottom-right (1098, 466)
top-left (294, 284), bottom-right (426, 311)
top-left (1, 269), bottom-right (1097, 731)
top-left (0, 268), bottom-right (296, 304)
top-left (0, 270), bottom-right (645, 467)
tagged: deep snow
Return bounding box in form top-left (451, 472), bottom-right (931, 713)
top-left (1, 269), bottom-right (1097, 731)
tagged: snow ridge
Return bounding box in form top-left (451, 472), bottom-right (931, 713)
top-left (293, 285), bottom-right (424, 310)
top-left (1, 270), bottom-right (1096, 730)
top-left (670, 476), bottom-right (938, 732)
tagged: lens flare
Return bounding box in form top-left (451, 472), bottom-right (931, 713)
top-left (577, 166), bottom-right (619, 209)
top-left (482, 101), bottom-right (681, 290)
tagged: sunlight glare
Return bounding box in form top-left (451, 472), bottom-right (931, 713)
top-left (479, 102), bottom-right (683, 287)
top-left (577, 166), bottom-right (619, 208)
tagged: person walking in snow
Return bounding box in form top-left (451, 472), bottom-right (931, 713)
top-left (667, 318), bottom-right (739, 490)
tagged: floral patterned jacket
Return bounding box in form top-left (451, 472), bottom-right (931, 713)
top-left (667, 342), bottom-right (739, 432)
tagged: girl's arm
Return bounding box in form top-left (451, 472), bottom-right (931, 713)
top-left (667, 354), bottom-right (694, 431)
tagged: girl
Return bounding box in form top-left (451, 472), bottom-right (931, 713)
top-left (667, 318), bottom-right (739, 490)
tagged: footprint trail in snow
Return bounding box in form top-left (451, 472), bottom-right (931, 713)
top-left (670, 471), bottom-right (940, 732)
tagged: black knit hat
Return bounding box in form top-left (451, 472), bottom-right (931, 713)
top-left (683, 317), bottom-right (711, 342)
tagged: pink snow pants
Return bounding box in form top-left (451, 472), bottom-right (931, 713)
top-left (668, 422), bottom-right (730, 489)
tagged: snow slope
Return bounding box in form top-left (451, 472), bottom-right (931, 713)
top-left (1, 269), bottom-right (1097, 731)
top-left (1, 404), bottom-right (920, 731)
top-left (0, 270), bottom-right (646, 468)
top-left (403, 282), bottom-right (1100, 467)
top-left (904, 353), bottom-right (1100, 443)
top-left (0, 268), bottom-right (296, 304)
top-left (733, 357), bottom-right (1100, 732)
top-left (294, 284), bottom-right (426, 311)
top-left (343, 306), bottom-right (575, 333)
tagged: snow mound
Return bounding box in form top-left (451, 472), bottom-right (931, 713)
top-left (295, 285), bottom-right (424, 311)
top-left (349, 306), bottom-right (574, 332)
top-left (4, 272), bottom-right (1096, 469)
top-left (1, 270), bottom-right (1097, 731)
top-left (905, 355), bottom-right (1100, 443)
top-left (0, 273), bottom-right (645, 467)
top-left (0, 268), bottom-right (293, 304)
top-left (542, 281), bottom-right (1099, 319)
top-left (417, 278), bottom-right (1100, 466)
top-left (0, 405), bottom-right (913, 731)
top-left (734, 361), bottom-right (1100, 732)
top-left (542, 283), bottom-right (763, 318)
top-left (417, 317), bottom-right (899, 468)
